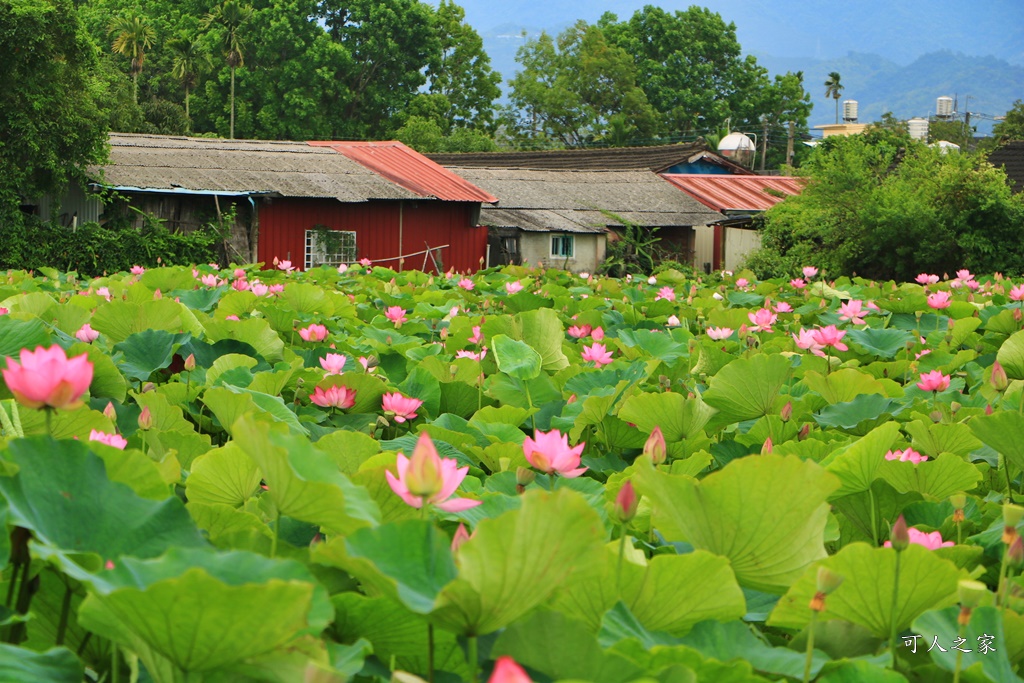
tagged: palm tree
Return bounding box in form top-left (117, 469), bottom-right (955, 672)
top-left (108, 15), bottom-right (156, 104)
top-left (824, 72), bottom-right (844, 125)
top-left (202, 1), bottom-right (253, 139)
top-left (168, 34), bottom-right (210, 130)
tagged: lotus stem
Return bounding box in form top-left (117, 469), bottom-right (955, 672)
top-left (997, 548), bottom-right (1010, 609)
top-left (111, 641), bottom-right (119, 683)
top-left (616, 526), bottom-right (628, 594)
top-left (524, 383), bottom-right (535, 431)
top-left (953, 621), bottom-right (967, 683)
top-left (270, 509), bottom-right (281, 559)
top-left (4, 560), bottom-right (21, 610)
top-left (55, 580), bottom-right (73, 647)
top-left (868, 487), bottom-right (879, 546)
top-left (802, 611), bottom-right (816, 683)
top-left (889, 551), bottom-right (902, 669)
top-left (44, 408), bottom-right (53, 437)
top-left (548, 472), bottom-right (556, 492)
top-left (428, 623), bottom-right (435, 683)
top-left (467, 635), bottom-right (478, 683)
top-left (77, 632), bottom-right (92, 656)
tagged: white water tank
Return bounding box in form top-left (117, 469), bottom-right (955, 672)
top-left (842, 100), bottom-right (858, 122)
top-left (908, 117), bottom-right (929, 141)
top-left (936, 96), bottom-right (954, 119)
top-left (717, 132), bottom-right (756, 168)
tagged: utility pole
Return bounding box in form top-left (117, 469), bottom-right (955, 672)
top-left (786, 121), bottom-right (795, 167)
top-left (760, 117), bottom-right (768, 171)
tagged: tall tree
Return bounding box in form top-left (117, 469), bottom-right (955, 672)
top-left (168, 33), bottom-right (209, 128)
top-left (993, 100), bottom-right (1024, 142)
top-left (108, 13), bottom-right (155, 104)
top-left (506, 21), bottom-right (657, 147)
top-left (0, 0), bottom-right (108, 227)
top-left (202, 0), bottom-right (252, 139)
top-left (824, 71), bottom-right (844, 125)
top-left (424, 0), bottom-right (501, 133)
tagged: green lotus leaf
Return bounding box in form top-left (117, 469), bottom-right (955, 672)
top-left (912, 606), bottom-right (1021, 683)
top-left (617, 391), bottom-right (715, 443)
top-left (69, 341), bottom-right (127, 402)
top-left (633, 454), bottom-right (839, 593)
top-left (969, 410), bottom-right (1024, 470)
top-left (400, 366), bottom-right (441, 420)
top-left (0, 317), bottom-right (52, 361)
top-left (813, 394), bottom-right (904, 432)
top-left (431, 488), bottom-right (604, 635)
top-left (702, 353), bottom-right (791, 424)
top-left (317, 372), bottom-right (388, 415)
top-left (515, 307), bottom-right (569, 372)
top-left (204, 317), bottom-right (284, 364)
top-left (824, 422), bottom-right (902, 497)
top-left (877, 452), bottom-right (981, 500)
top-left (91, 444), bottom-right (171, 500)
top-left (768, 543), bottom-right (962, 637)
top-left (231, 414), bottom-right (379, 534)
top-left (815, 660), bottom-right (909, 682)
top-left (846, 328), bottom-right (913, 359)
top-left (282, 282), bottom-right (333, 316)
top-left (90, 299), bottom-right (186, 342)
top-left (676, 619), bottom-right (830, 681)
top-left (187, 502), bottom-right (272, 545)
top-left (113, 329), bottom-right (187, 382)
top-left (616, 328), bottom-right (688, 364)
top-left (997, 329), bottom-right (1024, 380)
top-left (203, 386), bottom-right (307, 437)
top-left (315, 429), bottom-right (381, 476)
top-left (139, 267), bottom-right (199, 293)
top-left (904, 420), bottom-right (981, 458)
top-left (186, 442), bottom-right (262, 507)
top-left (803, 369), bottom-right (890, 405)
top-left (492, 334), bottom-right (542, 381)
top-left (0, 645), bottom-right (83, 682)
top-left (206, 353), bottom-right (258, 387)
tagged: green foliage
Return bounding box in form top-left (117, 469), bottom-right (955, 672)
top-left (748, 128), bottom-right (1024, 279)
top-left (994, 99), bottom-right (1024, 143)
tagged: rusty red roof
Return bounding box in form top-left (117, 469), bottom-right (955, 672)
top-left (309, 140), bottom-right (497, 203)
top-left (659, 174), bottom-right (805, 212)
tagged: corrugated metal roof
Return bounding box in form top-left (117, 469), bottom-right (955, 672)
top-left (659, 174), bottom-right (806, 212)
top-left (309, 141), bottom-right (497, 203)
top-left (989, 141), bottom-right (1024, 193)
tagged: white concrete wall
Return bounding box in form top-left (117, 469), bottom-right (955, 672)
top-left (693, 225), bottom-right (715, 272)
top-left (724, 227), bottom-right (762, 271)
top-left (522, 232), bottom-right (606, 273)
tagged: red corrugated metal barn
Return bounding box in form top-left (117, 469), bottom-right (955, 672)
top-left (95, 134), bottom-right (496, 272)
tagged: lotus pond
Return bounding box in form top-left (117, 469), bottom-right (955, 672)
top-left (1, 263), bottom-right (1024, 682)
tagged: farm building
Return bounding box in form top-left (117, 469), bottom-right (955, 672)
top-left (79, 134), bottom-right (496, 272)
top-left (430, 143), bottom-right (731, 272)
top-left (660, 175), bottom-right (805, 271)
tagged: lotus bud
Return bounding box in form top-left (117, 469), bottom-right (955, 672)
top-left (184, 354), bottom-right (196, 371)
top-left (992, 361), bottom-right (1009, 392)
top-left (404, 437), bottom-right (444, 499)
top-left (103, 402), bottom-right (117, 421)
top-left (780, 401), bottom-right (793, 422)
top-left (614, 481), bottom-right (639, 523)
top-left (986, 404), bottom-right (994, 415)
top-left (142, 382), bottom-right (155, 393)
top-left (890, 515), bottom-right (910, 552)
top-left (643, 426), bottom-right (667, 465)
top-left (798, 423), bottom-right (810, 440)
top-left (761, 437), bottom-right (773, 455)
top-left (451, 523), bottom-right (471, 553)
top-left (137, 406), bottom-right (153, 431)
top-left (1010, 536), bottom-right (1024, 570)
top-left (1016, 308), bottom-right (1023, 323)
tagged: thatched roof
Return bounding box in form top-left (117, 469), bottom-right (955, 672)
top-left (989, 141), bottom-right (1024, 193)
top-left (428, 141), bottom-right (750, 173)
top-left (447, 167), bottom-right (722, 233)
top-left (95, 134), bottom-right (422, 202)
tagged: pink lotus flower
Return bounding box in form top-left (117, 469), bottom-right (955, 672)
top-left (965, 279), bottom-right (980, 291)
top-left (916, 273), bottom-right (940, 285)
top-left (225, 315), bottom-right (240, 321)
top-left (487, 656), bottom-right (532, 683)
top-left (917, 370), bottom-right (951, 392)
top-left (811, 325), bottom-right (848, 353)
top-left (231, 278), bottom-right (250, 291)
top-left (233, 268), bottom-right (246, 279)
top-left (382, 392), bottom-right (423, 423)
top-left (790, 278), bottom-right (806, 290)
top-left (200, 274), bottom-right (222, 287)
top-left (581, 342), bottom-right (614, 367)
top-left (655, 286), bottom-right (676, 301)
top-left (884, 527), bottom-right (953, 550)
top-left (505, 280), bottom-right (524, 295)
top-left (75, 323), bottom-right (100, 343)
top-left (358, 356), bottom-right (373, 372)
top-left (885, 447), bottom-right (928, 464)
top-left (359, 258), bottom-right (372, 267)
top-left (706, 327), bottom-right (733, 341)
top-left (337, 263), bottom-right (349, 274)
top-left (89, 430), bottom-right (127, 450)
top-left (299, 324), bottom-right (328, 342)
top-left (0, 308), bottom-right (8, 316)
top-left (747, 308), bottom-right (777, 333)
top-left (95, 287), bottom-right (111, 301)
top-left (1010, 284), bottom-right (1024, 301)
top-left (250, 282), bottom-right (269, 297)
top-left (949, 279), bottom-right (963, 289)
top-left (470, 326), bottom-right (484, 344)
top-left (793, 328), bottom-right (825, 354)
top-left (269, 284), bottom-right (285, 295)
top-left (386, 432), bottom-right (481, 512)
top-left (802, 266), bottom-right (818, 279)
top-left (456, 349), bottom-right (487, 361)
top-left (458, 278), bottom-right (475, 291)
top-left (956, 269), bottom-right (973, 282)
top-left (523, 429), bottom-right (587, 478)
top-left (278, 260), bottom-right (294, 272)
top-left (591, 327), bottom-right (605, 341)
top-left (838, 300), bottom-right (868, 324)
top-left (309, 385), bottom-right (356, 410)
top-left (666, 315), bottom-right (681, 327)
top-left (927, 291), bottom-right (952, 309)
top-left (567, 324), bottom-right (592, 339)
top-left (2, 346), bottom-right (93, 410)
top-left (319, 353), bottom-right (347, 375)
top-left (734, 277), bottom-right (749, 289)
top-left (773, 301), bottom-right (793, 313)
top-left (385, 306), bottom-right (407, 327)
top-left (130, 265), bottom-right (145, 276)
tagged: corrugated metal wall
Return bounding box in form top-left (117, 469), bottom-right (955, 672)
top-left (256, 198), bottom-right (488, 272)
top-left (724, 228), bottom-right (762, 271)
top-left (693, 225), bottom-right (715, 273)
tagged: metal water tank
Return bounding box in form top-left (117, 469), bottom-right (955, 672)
top-left (936, 96), bottom-right (954, 119)
top-left (842, 100), bottom-right (858, 122)
top-left (717, 132), bottom-right (756, 168)
top-left (908, 117), bottom-right (929, 141)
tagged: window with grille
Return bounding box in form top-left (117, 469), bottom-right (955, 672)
top-left (305, 229), bottom-right (357, 269)
top-left (550, 234), bottom-right (575, 259)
